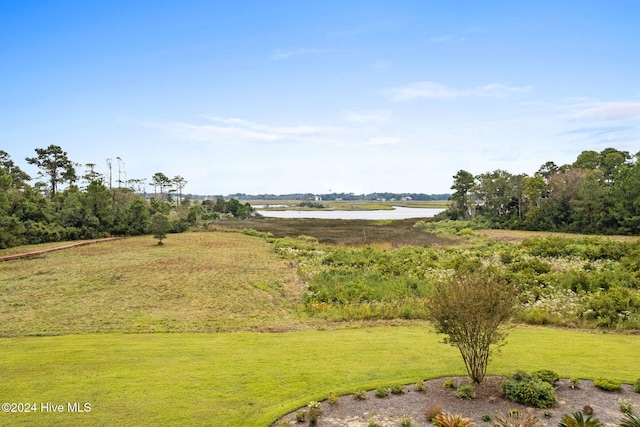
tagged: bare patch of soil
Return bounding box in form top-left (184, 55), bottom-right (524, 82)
top-left (277, 377), bottom-right (640, 427)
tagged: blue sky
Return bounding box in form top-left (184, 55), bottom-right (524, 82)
top-left (2, 1), bottom-right (639, 195)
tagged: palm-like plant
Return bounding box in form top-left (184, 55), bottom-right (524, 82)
top-left (558, 412), bottom-right (602, 427)
top-left (620, 412), bottom-right (640, 427)
top-left (490, 410), bottom-right (540, 427)
top-left (434, 412), bottom-right (475, 427)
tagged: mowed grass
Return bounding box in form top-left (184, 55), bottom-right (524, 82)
top-left (1, 326), bottom-right (638, 426)
top-left (0, 232), bottom-right (308, 337)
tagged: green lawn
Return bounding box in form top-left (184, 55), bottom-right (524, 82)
top-left (1, 326), bottom-right (638, 426)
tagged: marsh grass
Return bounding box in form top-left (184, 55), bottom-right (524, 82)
top-left (214, 218), bottom-right (458, 247)
top-left (0, 232), bottom-right (307, 337)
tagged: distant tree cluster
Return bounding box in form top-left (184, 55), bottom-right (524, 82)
top-left (299, 201), bottom-right (325, 208)
top-left (228, 192), bottom-right (450, 201)
top-left (0, 145), bottom-right (252, 248)
top-left (444, 147), bottom-right (640, 235)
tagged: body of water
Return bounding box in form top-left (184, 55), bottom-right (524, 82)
top-left (255, 206), bottom-right (445, 220)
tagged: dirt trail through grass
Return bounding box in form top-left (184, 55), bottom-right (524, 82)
top-left (0, 237), bottom-right (121, 261)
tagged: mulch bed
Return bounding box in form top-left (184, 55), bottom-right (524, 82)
top-left (276, 377), bottom-right (640, 426)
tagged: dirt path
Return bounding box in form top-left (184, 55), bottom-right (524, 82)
top-left (0, 237), bottom-right (121, 261)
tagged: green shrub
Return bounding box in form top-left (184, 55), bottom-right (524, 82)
top-left (307, 401), bottom-right (321, 426)
top-left (569, 378), bottom-right (581, 389)
top-left (390, 384), bottom-right (405, 395)
top-left (353, 389), bottom-right (367, 400)
top-left (327, 391), bottom-right (339, 404)
top-left (558, 412), bottom-right (602, 427)
top-left (443, 379), bottom-right (456, 388)
top-left (241, 228), bottom-right (273, 240)
top-left (375, 386), bottom-right (389, 398)
top-left (593, 378), bottom-right (622, 391)
top-left (399, 415), bottom-right (412, 427)
top-left (502, 371), bottom-right (557, 408)
top-left (296, 409), bottom-right (306, 422)
top-left (413, 380), bottom-right (426, 392)
top-left (532, 369), bottom-right (560, 386)
top-left (481, 414), bottom-right (492, 422)
top-left (455, 383), bottom-right (476, 400)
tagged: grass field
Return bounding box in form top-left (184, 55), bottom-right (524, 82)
top-left (0, 232), bottom-right (308, 337)
top-left (1, 326), bottom-right (638, 426)
top-left (2, 228), bottom-right (640, 426)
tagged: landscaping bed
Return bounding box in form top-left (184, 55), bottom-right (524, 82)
top-left (276, 377), bottom-right (640, 426)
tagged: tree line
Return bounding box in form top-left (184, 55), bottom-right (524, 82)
top-left (0, 145), bottom-right (253, 248)
top-left (444, 147), bottom-right (640, 235)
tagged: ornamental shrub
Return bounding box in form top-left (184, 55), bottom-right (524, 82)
top-left (558, 411), bottom-right (602, 427)
top-left (433, 412), bottom-right (475, 427)
top-left (502, 371), bottom-right (557, 408)
top-left (532, 369), bottom-right (559, 386)
top-left (593, 378), bottom-right (622, 392)
top-left (490, 410), bottom-right (540, 427)
top-left (455, 384), bottom-right (476, 400)
top-left (620, 412), bottom-right (640, 427)
top-left (375, 386), bottom-right (389, 398)
top-left (425, 402), bottom-right (443, 422)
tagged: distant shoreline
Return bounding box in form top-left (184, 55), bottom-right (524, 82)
top-left (256, 206), bottom-right (445, 220)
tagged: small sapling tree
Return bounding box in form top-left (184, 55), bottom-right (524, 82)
top-left (428, 269), bottom-right (518, 384)
top-left (149, 212), bottom-right (170, 245)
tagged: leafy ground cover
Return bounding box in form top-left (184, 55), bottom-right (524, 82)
top-left (1, 327), bottom-right (639, 427)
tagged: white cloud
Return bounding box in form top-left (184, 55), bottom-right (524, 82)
top-left (271, 48), bottom-right (318, 60)
top-left (565, 101), bottom-right (640, 121)
top-left (386, 81), bottom-right (531, 101)
top-left (142, 116), bottom-right (346, 145)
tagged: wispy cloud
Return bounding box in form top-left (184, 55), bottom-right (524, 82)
top-left (386, 81), bottom-right (532, 101)
top-left (558, 125), bottom-right (637, 146)
top-left (344, 109), bottom-right (391, 124)
top-left (565, 101), bottom-right (640, 121)
top-left (271, 48), bottom-right (318, 60)
top-left (142, 116), bottom-right (345, 145)
top-left (428, 35), bottom-right (464, 43)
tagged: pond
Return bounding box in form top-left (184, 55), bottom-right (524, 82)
top-left (255, 206), bottom-right (445, 220)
